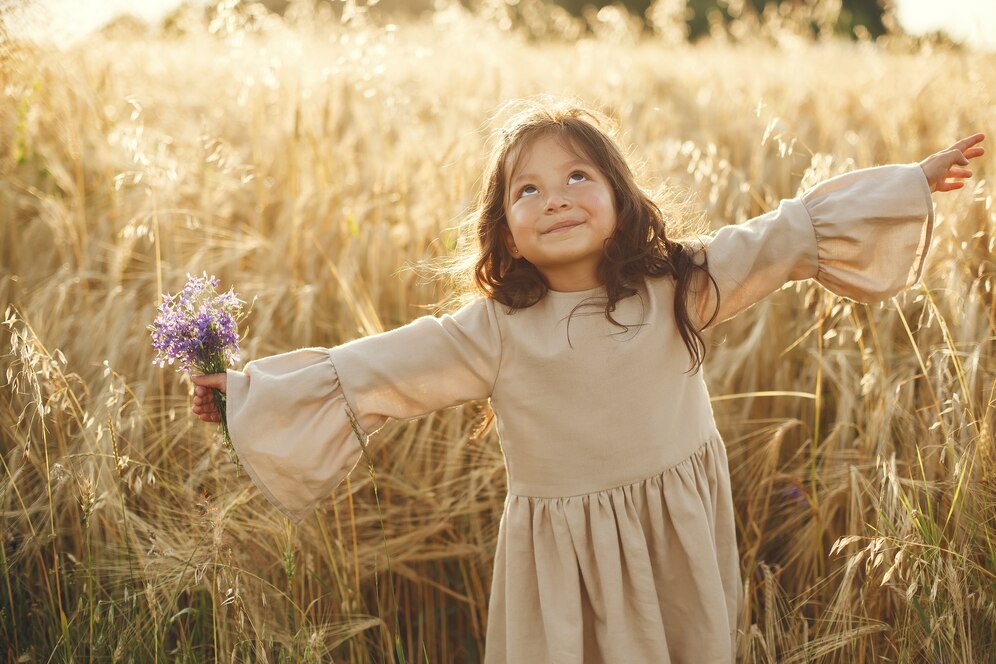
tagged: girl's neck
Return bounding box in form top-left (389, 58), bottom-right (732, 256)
top-left (546, 283), bottom-right (606, 296)
top-left (541, 268), bottom-right (603, 293)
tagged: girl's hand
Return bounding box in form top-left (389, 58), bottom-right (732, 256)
top-left (919, 133), bottom-right (985, 193)
top-left (191, 373), bottom-right (227, 423)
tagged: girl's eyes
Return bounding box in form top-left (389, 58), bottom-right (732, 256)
top-left (517, 172), bottom-right (589, 198)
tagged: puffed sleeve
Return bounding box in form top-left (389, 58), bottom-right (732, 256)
top-left (690, 163), bottom-right (934, 329)
top-left (225, 297), bottom-right (502, 522)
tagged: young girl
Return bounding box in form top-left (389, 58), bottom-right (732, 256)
top-left (191, 100), bottom-right (984, 663)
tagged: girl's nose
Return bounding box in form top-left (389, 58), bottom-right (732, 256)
top-left (545, 190), bottom-right (571, 212)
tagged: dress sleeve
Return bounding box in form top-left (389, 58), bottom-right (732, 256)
top-left (224, 297), bottom-right (502, 522)
top-left (690, 163), bottom-right (934, 330)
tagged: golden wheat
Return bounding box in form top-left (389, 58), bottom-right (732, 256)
top-left (1, 3), bottom-right (994, 661)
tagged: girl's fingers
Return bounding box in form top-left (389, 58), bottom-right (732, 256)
top-left (954, 133), bottom-right (985, 150)
top-left (938, 180), bottom-right (965, 192)
top-left (921, 134), bottom-right (983, 193)
top-left (951, 135), bottom-right (985, 161)
top-left (193, 401), bottom-right (213, 413)
top-left (190, 373), bottom-right (227, 393)
top-left (192, 392), bottom-right (220, 419)
top-left (192, 394), bottom-right (215, 408)
top-left (190, 377), bottom-right (223, 423)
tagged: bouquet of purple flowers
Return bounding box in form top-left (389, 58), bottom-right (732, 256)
top-left (150, 273), bottom-right (246, 455)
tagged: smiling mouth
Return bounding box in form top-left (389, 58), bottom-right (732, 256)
top-left (543, 221), bottom-right (583, 234)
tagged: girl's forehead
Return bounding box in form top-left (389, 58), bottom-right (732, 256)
top-left (505, 132), bottom-right (596, 181)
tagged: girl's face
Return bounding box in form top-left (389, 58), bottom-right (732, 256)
top-left (503, 134), bottom-right (617, 292)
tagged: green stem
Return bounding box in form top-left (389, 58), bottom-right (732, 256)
top-left (346, 412), bottom-right (405, 662)
top-left (212, 387), bottom-right (240, 471)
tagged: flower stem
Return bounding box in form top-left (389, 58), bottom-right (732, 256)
top-left (212, 387), bottom-right (240, 472)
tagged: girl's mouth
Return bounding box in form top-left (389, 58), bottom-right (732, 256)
top-left (543, 221), bottom-right (583, 234)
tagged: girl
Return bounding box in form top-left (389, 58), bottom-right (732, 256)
top-left (191, 100), bottom-right (984, 663)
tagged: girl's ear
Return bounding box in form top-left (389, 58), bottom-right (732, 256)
top-left (502, 226), bottom-right (520, 258)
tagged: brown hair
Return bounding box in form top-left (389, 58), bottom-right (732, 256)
top-left (454, 98), bottom-right (720, 374)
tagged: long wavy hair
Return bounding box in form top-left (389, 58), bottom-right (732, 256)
top-left (456, 98), bottom-right (720, 374)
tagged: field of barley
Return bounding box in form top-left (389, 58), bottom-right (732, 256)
top-left (1, 1), bottom-right (995, 661)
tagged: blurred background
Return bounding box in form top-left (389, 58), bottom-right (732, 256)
top-left (5, 0), bottom-right (996, 50)
top-left (1, 1), bottom-right (994, 662)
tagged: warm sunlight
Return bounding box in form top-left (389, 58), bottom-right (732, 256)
top-left (894, 0), bottom-right (996, 50)
top-left (6, 0), bottom-right (996, 50)
top-left (2, 1), bottom-right (993, 662)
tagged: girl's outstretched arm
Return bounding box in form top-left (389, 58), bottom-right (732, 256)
top-left (688, 160), bottom-right (938, 329)
top-left (191, 373), bottom-right (226, 423)
top-left (919, 133), bottom-right (985, 193)
top-left (185, 297), bottom-right (502, 522)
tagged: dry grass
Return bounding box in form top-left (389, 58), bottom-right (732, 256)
top-left (1, 2), bottom-right (995, 661)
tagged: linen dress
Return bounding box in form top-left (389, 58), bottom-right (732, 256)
top-left (225, 164), bottom-right (934, 663)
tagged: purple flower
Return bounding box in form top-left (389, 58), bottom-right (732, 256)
top-left (149, 273), bottom-right (244, 374)
top-left (150, 273), bottom-right (247, 460)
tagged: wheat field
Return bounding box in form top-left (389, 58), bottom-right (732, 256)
top-left (1, 1), bottom-right (995, 662)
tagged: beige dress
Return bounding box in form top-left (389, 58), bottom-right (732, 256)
top-left (226, 164), bottom-right (933, 663)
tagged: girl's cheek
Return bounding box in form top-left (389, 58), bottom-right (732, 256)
top-left (510, 196), bottom-right (540, 215)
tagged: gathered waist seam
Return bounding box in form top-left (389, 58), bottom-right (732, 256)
top-left (507, 431), bottom-right (723, 500)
